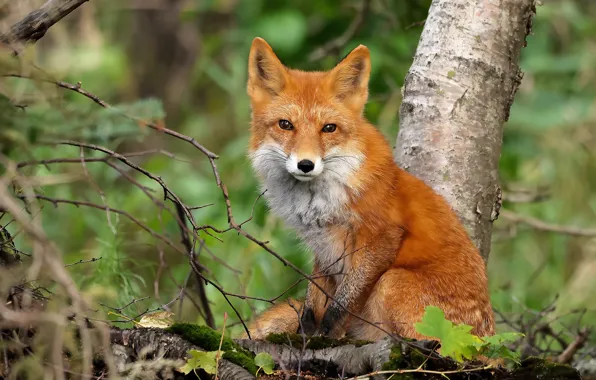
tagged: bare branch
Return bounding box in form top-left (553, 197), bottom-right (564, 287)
top-left (500, 210), bottom-right (596, 237)
top-left (308, 0), bottom-right (371, 62)
top-left (0, 0), bottom-right (89, 47)
top-left (64, 256), bottom-right (102, 267)
top-left (556, 329), bottom-right (590, 365)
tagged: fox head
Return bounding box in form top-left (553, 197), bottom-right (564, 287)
top-left (247, 37), bottom-right (371, 183)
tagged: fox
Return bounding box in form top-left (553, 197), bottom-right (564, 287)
top-left (243, 37), bottom-right (495, 344)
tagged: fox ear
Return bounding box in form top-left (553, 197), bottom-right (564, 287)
top-left (247, 37), bottom-right (288, 100)
top-left (328, 45), bottom-right (371, 113)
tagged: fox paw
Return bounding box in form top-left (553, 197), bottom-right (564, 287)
top-left (298, 307), bottom-right (318, 336)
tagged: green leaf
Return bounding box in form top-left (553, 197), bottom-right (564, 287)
top-left (414, 306), bottom-right (482, 362)
top-left (254, 352), bottom-right (275, 375)
top-left (476, 332), bottom-right (524, 364)
top-left (180, 349), bottom-right (221, 375)
top-left (482, 332), bottom-right (524, 346)
top-left (482, 344), bottom-right (521, 364)
top-left (179, 358), bottom-right (196, 375)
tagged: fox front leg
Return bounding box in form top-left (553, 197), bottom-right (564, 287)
top-left (318, 231), bottom-right (401, 338)
top-left (299, 296), bottom-right (317, 335)
top-left (318, 264), bottom-right (378, 338)
top-left (299, 262), bottom-right (337, 336)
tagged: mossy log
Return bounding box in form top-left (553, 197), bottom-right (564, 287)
top-left (109, 326), bottom-right (255, 380)
top-left (106, 323), bottom-right (582, 380)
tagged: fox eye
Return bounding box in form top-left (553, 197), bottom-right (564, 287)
top-left (322, 123), bottom-right (337, 133)
top-left (278, 119), bottom-right (294, 130)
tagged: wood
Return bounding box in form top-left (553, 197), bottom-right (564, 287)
top-left (109, 327), bottom-right (255, 380)
top-left (0, 0), bottom-right (89, 47)
top-left (394, 0), bottom-right (537, 261)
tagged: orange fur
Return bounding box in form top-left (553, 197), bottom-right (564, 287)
top-left (243, 37), bottom-right (495, 345)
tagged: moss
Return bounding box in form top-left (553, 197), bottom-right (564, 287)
top-left (166, 323), bottom-right (258, 374)
top-left (221, 351), bottom-right (258, 375)
top-left (265, 333), bottom-right (370, 350)
top-left (511, 357), bottom-right (581, 379)
top-left (381, 347), bottom-right (407, 371)
top-left (408, 348), bottom-right (428, 368)
top-left (380, 346), bottom-right (431, 378)
top-left (167, 323), bottom-right (235, 351)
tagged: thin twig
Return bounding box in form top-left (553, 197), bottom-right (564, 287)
top-left (175, 202), bottom-right (215, 329)
top-left (308, 0), bottom-right (372, 61)
top-left (500, 209), bottom-right (596, 237)
top-left (64, 257), bottom-right (102, 267)
top-left (346, 364), bottom-right (494, 380)
top-left (214, 312), bottom-right (228, 380)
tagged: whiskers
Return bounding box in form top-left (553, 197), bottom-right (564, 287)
top-left (323, 154), bottom-right (361, 167)
top-left (251, 151), bottom-right (286, 164)
top-left (322, 154), bottom-right (363, 179)
top-left (250, 146), bottom-right (289, 165)
top-left (250, 145), bottom-right (363, 184)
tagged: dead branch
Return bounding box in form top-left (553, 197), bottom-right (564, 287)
top-left (103, 327), bottom-right (586, 380)
top-left (109, 327), bottom-right (254, 380)
top-left (493, 296), bottom-right (594, 370)
top-left (174, 202), bottom-right (215, 329)
top-left (557, 329), bottom-right (591, 365)
top-left (238, 336), bottom-right (395, 377)
top-left (308, 0), bottom-right (371, 62)
top-left (500, 209), bottom-right (596, 237)
top-left (0, 0), bottom-right (89, 47)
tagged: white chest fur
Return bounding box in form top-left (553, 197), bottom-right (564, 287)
top-left (263, 174), bottom-right (354, 276)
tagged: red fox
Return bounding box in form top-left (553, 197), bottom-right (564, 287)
top-left (243, 37), bottom-right (495, 343)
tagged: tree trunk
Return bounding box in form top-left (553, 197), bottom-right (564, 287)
top-left (394, 0), bottom-right (536, 261)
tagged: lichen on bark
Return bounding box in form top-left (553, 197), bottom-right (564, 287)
top-left (394, 0), bottom-right (537, 261)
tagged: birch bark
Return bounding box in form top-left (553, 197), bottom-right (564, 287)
top-left (394, 0), bottom-right (536, 261)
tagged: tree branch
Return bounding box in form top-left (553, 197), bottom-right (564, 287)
top-left (109, 327), bottom-right (254, 380)
top-left (0, 0), bottom-right (89, 47)
top-left (308, 0), bottom-right (371, 62)
top-left (500, 210), bottom-right (596, 237)
top-left (105, 327), bottom-right (583, 380)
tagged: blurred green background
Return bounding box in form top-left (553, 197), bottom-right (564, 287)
top-left (1, 0), bottom-right (595, 342)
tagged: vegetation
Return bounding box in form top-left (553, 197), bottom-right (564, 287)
top-left (0, 0), bottom-right (595, 377)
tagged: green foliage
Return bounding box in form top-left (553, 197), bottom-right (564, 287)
top-left (254, 352), bottom-right (275, 376)
top-left (415, 306), bottom-right (483, 362)
top-left (166, 323), bottom-right (258, 374)
top-left (180, 347), bottom-right (268, 378)
top-left (381, 347), bottom-right (408, 371)
top-left (167, 323), bottom-right (237, 352)
top-left (478, 333), bottom-right (524, 363)
top-left (1, 0), bottom-right (594, 359)
top-left (415, 306), bottom-right (523, 363)
top-left (180, 349), bottom-right (221, 376)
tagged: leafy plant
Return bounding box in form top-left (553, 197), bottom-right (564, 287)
top-left (415, 306), bottom-right (523, 363)
top-left (180, 349), bottom-right (222, 377)
top-left (254, 352), bottom-right (275, 376)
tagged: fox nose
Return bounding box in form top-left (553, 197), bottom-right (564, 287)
top-left (297, 159), bottom-right (315, 173)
